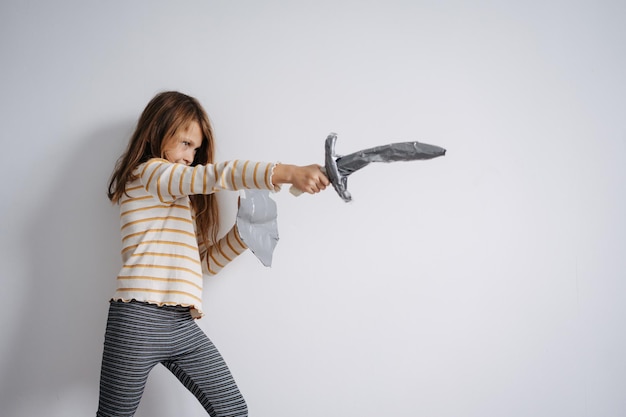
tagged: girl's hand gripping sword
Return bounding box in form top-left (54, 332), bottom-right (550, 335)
top-left (291, 132), bottom-right (446, 202)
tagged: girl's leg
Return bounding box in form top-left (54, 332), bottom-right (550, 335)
top-left (163, 322), bottom-right (248, 417)
top-left (96, 301), bottom-right (168, 417)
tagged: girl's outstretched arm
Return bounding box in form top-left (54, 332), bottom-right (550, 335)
top-left (272, 164), bottom-right (329, 194)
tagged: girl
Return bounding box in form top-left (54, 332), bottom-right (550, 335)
top-left (96, 91), bottom-right (329, 417)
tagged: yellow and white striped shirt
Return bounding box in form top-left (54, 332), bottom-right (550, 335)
top-left (112, 158), bottom-right (278, 318)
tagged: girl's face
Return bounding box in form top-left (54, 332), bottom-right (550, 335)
top-left (162, 121), bottom-right (203, 165)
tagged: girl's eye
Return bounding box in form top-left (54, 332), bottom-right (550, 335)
top-left (182, 141), bottom-right (190, 147)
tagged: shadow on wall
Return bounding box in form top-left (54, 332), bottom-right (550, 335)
top-left (1, 120), bottom-right (142, 416)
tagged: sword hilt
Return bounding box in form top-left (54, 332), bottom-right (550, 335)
top-left (289, 132), bottom-right (352, 202)
top-left (324, 133), bottom-right (351, 202)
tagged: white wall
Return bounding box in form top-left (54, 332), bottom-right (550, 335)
top-left (1, 1), bottom-right (624, 416)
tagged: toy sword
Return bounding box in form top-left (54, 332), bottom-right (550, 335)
top-left (291, 132), bottom-right (446, 202)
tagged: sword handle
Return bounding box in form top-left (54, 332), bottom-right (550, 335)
top-left (289, 167), bottom-right (327, 197)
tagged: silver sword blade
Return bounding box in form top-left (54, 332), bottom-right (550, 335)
top-left (335, 141), bottom-right (446, 176)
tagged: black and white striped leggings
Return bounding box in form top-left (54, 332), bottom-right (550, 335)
top-left (96, 300), bottom-right (248, 417)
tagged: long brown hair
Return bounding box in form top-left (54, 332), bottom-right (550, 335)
top-left (108, 91), bottom-right (219, 246)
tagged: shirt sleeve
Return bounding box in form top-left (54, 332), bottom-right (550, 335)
top-left (138, 158), bottom-right (279, 203)
top-left (198, 225), bottom-right (248, 276)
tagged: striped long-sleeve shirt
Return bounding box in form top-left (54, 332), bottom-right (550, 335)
top-left (112, 158), bottom-right (278, 318)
